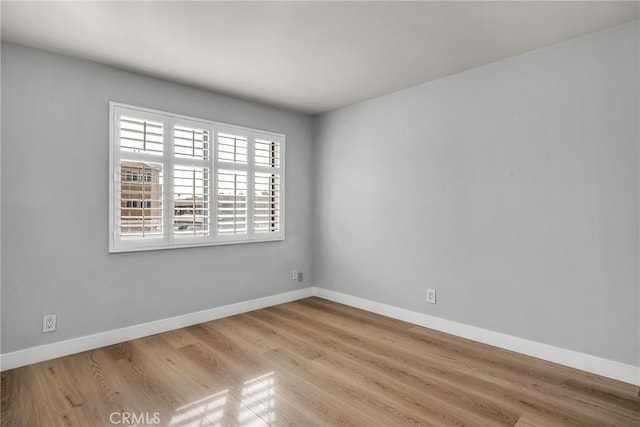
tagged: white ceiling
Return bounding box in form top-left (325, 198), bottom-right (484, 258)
top-left (1, 1), bottom-right (638, 114)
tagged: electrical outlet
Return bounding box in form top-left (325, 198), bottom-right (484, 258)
top-left (297, 271), bottom-right (303, 283)
top-left (43, 314), bottom-right (56, 333)
top-left (292, 270), bottom-right (298, 281)
top-left (426, 289), bottom-right (436, 304)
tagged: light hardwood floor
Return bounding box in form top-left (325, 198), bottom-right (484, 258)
top-left (2, 297), bottom-right (639, 426)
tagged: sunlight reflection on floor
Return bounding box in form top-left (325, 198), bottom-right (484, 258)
top-left (170, 389), bottom-right (228, 426)
top-left (239, 372), bottom-right (275, 424)
top-left (169, 372), bottom-right (275, 426)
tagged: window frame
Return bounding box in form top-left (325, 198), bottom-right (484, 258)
top-left (109, 102), bottom-right (285, 253)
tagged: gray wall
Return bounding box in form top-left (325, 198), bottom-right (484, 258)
top-left (2, 22), bottom-right (639, 367)
top-left (313, 22), bottom-right (639, 366)
top-left (1, 42), bottom-right (313, 353)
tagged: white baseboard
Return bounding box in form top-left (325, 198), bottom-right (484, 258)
top-left (2, 286), bottom-right (638, 387)
top-left (313, 287), bottom-right (640, 386)
top-left (0, 287), bottom-right (313, 371)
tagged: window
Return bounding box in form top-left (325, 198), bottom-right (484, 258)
top-left (110, 103), bottom-right (285, 252)
top-left (125, 171), bottom-right (138, 182)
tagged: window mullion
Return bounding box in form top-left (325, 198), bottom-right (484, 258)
top-left (247, 133), bottom-right (255, 236)
top-left (165, 118), bottom-right (174, 246)
top-left (211, 125), bottom-right (218, 242)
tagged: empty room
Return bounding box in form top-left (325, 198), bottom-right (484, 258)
top-left (1, 1), bottom-right (639, 426)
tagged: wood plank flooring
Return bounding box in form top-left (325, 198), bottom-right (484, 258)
top-left (1, 297), bottom-right (639, 426)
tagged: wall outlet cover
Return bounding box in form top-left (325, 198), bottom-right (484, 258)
top-left (43, 314), bottom-right (57, 333)
top-left (426, 289), bottom-right (436, 304)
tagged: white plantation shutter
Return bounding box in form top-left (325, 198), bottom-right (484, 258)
top-left (110, 103), bottom-right (284, 252)
top-left (217, 170), bottom-right (247, 234)
top-left (113, 108), bottom-right (166, 249)
top-left (253, 137), bottom-right (282, 234)
top-left (218, 133), bottom-right (248, 164)
top-left (215, 127), bottom-right (250, 236)
top-left (173, 166), bottom-right (210, 236)
top-left (119, 161), bottom-right (164, 239)
top-left (254, 172), bottom-right (280, 233)
top-left (172, 122), bottom-right (211, 239)
top-left (119, 116), bottom-right (163, 155)
top-left (173, 125), bottom-right (209, 159)
top-left (254, 138), bottom-right (280, 168)
top-left (213, 127), bottom-right (284, 241)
